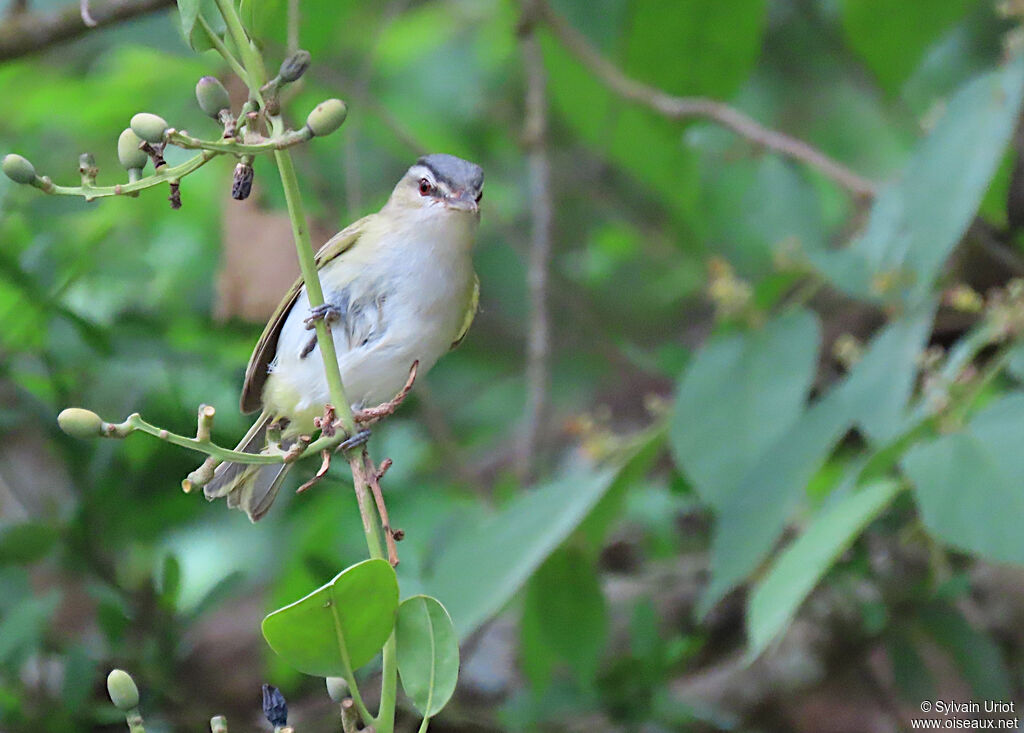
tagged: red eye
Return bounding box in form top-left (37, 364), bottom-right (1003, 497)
top-left (418, 178), bottom-right (432, 196)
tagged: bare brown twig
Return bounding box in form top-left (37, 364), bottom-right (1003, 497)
top-left (534, 0), bottom-right (878, 201)
top-left (0, 0), bottom-right (173, 61)
top-left (515, 5), bottom-right (554, 481)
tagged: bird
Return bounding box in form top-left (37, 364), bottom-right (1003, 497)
top-left (204, 153), bottom-right (484, 521)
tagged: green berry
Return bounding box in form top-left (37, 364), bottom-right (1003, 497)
top-left (58, 408), bottom-right (105, 439)
top-left (279, 50), bottom-right (311, 83)
top-left (118, 129), bottom-right (148, 170)
top-left (305, 99), bottom-right (347, 137)
top-left (2, 153), bottom-right (36, 184)
top-left (195, 76), bottom-right (231, 118)
top-left (130, 113), bottom-right (168, 144)
top-left (325, 677), bottom-right (348, 703)
top-left (106, 669), bottom-right (139, 711)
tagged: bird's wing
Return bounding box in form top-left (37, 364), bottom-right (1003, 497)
top-left (450, 272), bottom-right (480, 349)
top-left (240, 215), bottom-right (373, 413)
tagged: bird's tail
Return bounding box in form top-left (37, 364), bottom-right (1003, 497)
top-left (204, 411), bottom-right (292, 522)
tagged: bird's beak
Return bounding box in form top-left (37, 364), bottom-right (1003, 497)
top-left (445, 190), bottom-right (479, 213)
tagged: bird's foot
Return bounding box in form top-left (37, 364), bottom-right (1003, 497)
top-left (303, 302), bottom-right (342, 330)
top-left (337, 429), bottom-right (372, 452)
top-left (353, 361), bottom-right (420, 426)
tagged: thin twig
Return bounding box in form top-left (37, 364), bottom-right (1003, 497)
top-left (534, 0), bottom-right (877, 201)
top-left (515, 9), bottom-right (554, 480)
top-left (362, 450), bottom-right (399, 567)
top-left (79, 0), bottom-right (97, 27)
top-left (0, 0), bottom-right (172, 61)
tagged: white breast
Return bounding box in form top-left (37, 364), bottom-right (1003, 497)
top-left (266, 208), bottom-right (477, 421)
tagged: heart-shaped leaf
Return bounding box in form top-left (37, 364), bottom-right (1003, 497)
top-left (395, 595), bottom-right (459, 718)
top-left (262, 559), bottom-right (398, 677)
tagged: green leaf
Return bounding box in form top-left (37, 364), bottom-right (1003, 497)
top-left (262, 559), bottom-right (398, 677)
top-left (240, 0), bottom-right (285, 44)
top-left (0, 590), bottom-right (60, 665)
top-left (812, 56), bottom-right (1024, 305)
top-left (395, 595), bottom-right (459, 718)
top-left (903, 392), bottom-right (1024, 564)
top-left (918, 602), bottom-right (1012, 699)
top-left (0, 522), bottom-right (58, 566)
top-left (746, 479), bottom-right (901, 659)
top-left (158, 553), bottom-right (181, 610)
top-left (177, 0), bottom-right (226, 52)
top-left (520, 547), bottom-right (607, 690)
top-left (423, 428), bottom-right (663, 640)
top-left (841, 0), bottom-right (976, 94)
top-left (625, 0), bottom-right (767, 99)
top-left (425, 468), bottom-right (614, 639)
top-left (699, 305), bottom-right (932, 614)
top-left (670, 310), bottom-right (820, 508)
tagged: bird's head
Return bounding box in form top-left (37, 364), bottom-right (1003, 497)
top-left (388, 153), bottom-right (484, 217)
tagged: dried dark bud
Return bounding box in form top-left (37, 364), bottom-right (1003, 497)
top-left (117, 129), bottom-right (148, 170)
top-left (232, 162), bottom-right (254, 200)
top-left (261, 684), bottom-right (288, 728)
top-left (2, 153), bottom-right (36, 184)
top-left (305, 99), bottom-right (347, 137)
top-left (58, 408), bottom-right (105, 438)
top-left (106, 669), bottom-right (139, 711)
top-left (196, 76), bottom-right (231, 118)
top-left (130, 112), bottom-right (169, 144)
top-left (279, 50), bottom-right (311, 83)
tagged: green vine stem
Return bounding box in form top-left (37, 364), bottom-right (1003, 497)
top-left (29, 150), bottom-right (215, 199)
top-left (168, 127), bottom-right (312, 154)
top-left (210, 1), bottom-right (397, 727)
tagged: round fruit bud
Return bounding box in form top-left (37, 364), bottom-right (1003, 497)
top-left (195, 76), bottom-right (231, 118)
top-left (305, 99), bottom-right (347, 137)
top-left (58, 408), bottom-right (105, 439)
top-left (106, 669), bottom-right (139, 711)
top-left (2, 153), bottom-right (36, 184)
top-left (325, 677), bottom-right (348, 703)
top-left (279, 50), bottom-right (311, 83)
top-left (130, 113), bottom-right (168, 144)
top-left (117, 129), bottom-right (148, 170)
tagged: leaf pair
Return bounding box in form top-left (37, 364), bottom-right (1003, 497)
top-left (261, 559), bottom-right (458, 719)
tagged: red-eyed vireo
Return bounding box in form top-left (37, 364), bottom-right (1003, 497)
top-left (205, 154), bottom-right (484, 520)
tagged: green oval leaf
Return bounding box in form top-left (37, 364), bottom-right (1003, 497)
top-left (395, 595), bottom-right (459, 718)
top-left (746, 479), bottom-right (901, 660)
top-left (262, 558), bottom-right (398, 677)
top-left (0, 523), bottom-right (58, 566)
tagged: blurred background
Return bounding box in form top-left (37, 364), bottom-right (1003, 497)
top-left (4, 0), bottom-right (1024, 731)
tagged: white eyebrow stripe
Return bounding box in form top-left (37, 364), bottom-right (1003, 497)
top-left (408, 165), bottom-right (436, 182)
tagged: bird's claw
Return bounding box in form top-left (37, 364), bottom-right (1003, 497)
top-left (304, 303), bottom-right (342, 330)
top-left (337, 429), bottom-right (372, 452)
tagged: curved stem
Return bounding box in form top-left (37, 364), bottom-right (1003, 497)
top-left (168, 127), bottom-right (311, 155)
top-left (212, 0), bottom-right (268, 104)
top-left (197, 12), bottom-right (249, 83)
top-left (273, 149), bottom-right (357, 435)
top-left (34, 151), bottom-right (215, 198)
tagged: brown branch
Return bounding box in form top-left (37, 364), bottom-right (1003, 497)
top-left (534, 0), bottom-right (878, 201)
top-left (515, 7), bottom-right (554, 481)
top-left (0, 0), bottom-right (173, 62)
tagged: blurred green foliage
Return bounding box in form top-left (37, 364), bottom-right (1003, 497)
top-left (4, 0), bottom-right (1024, 731)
